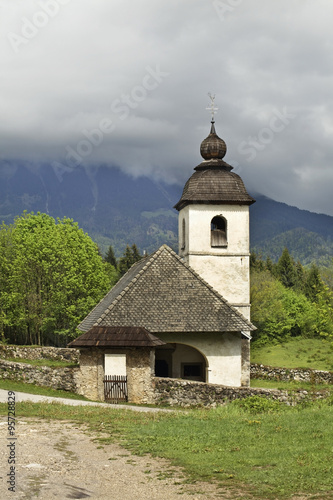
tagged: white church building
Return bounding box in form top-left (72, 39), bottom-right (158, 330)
top-left (69, 110), bottom-right (256, 402)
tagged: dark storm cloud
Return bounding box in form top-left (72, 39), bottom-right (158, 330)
top-left (1, 0), bottom-right (333, 215)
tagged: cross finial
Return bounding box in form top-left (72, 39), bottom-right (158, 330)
top-left (206, 92), bottom-right (218, 122)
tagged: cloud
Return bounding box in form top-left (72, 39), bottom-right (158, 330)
top-left (0, 0), bottom-right (333, 216)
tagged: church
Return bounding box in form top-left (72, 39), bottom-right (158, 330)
top-left (69, 104), bottom-right (256, 402)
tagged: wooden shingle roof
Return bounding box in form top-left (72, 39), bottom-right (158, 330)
top-left (78, 245), bottom-right (255, 335)
top-left (174, 168), bottom-right (255, 211)
top-left (68, 326), bottom-right (165, 348)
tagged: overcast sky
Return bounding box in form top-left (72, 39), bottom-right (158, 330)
top-left (1, 0), bottom-right (333, 216)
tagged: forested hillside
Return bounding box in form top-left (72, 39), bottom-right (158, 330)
top-left (0, 162), bottom-right (332, 264)
top-left (0, 211), bottom-right (332, 347)
top-left (250, 195), bottom-right (333, 266)
top-left (250, 248), bottom-right (333, 347)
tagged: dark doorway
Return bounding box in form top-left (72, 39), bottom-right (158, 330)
top-left (155, 359), bottom-right (169, 377)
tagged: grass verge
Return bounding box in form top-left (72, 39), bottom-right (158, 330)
top-left (0, 396), bottom-right (332, 499)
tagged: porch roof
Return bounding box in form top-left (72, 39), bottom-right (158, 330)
top-left (68, 326), bottom-right (166, 348)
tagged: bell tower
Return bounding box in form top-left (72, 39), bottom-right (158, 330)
top-left (174, 97), bottom-right (255, 320)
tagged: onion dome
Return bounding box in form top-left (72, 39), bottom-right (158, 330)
top-left (200, 121), bottom-right (227, 160)
top-left (174, 120), bottom-right (255, 211)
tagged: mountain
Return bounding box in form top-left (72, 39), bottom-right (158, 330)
top-left (0, 162), bottom-right (180, 256)
top-left (0, 162), bottom-right (332, 264)
top-left (250, 195), bottom-right (333, 265)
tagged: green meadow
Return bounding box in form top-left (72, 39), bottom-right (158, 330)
top-left (1, 396), bottom-right (332, 499)
top-left (251, 337), bottom-right (333, 371)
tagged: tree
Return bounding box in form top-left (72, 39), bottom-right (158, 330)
top-left (118, 244), bottom-right (142, 276)
top-left (0, 212), bottom-right (113, 346)
top-left (250, 269), bottom-right (317, 345)
top-left (276, 247), bottom-right (297, 288)
top-left (304, 264), bottom-right (324, 302)
top-left (312, 284), bottom-right (333, 341)
top-left (104, 245), bottom-right (118, 269)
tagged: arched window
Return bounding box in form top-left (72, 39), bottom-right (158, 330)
top-left (211, 215), bottom-right (227, 247)
top-left (181, 218), bottom-right (186, 250)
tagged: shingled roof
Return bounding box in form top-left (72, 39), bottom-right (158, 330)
top-left (174, 168), bottom-right (255, 211)
top-left (68, 326), bottom-right (165, 348)
top-left (174, 120), bottom-right (255, 211)
top-left (78, 245), bottom-right (255, 334)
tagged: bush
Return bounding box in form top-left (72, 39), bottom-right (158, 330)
top-left (231, 396), bottom-right (284, 414)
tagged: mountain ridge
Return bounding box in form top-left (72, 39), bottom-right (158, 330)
top-left (0, 162), bottom-right (332, 264)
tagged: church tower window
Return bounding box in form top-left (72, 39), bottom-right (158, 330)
top-left (211, 215), bottom-right (227, 247)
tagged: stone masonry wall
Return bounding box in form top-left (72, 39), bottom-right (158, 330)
top-left (1, 345), bottom-right (332, 405)
top-left (0, 345), bottom-right (79, 363)
top-left (251, 364), bottom-right (333, 384)
top-left (0, 359), bottom-right (79, 392)
top-left (126, 348), bottom-right (154, 404)
top-left (151, 377), bottom-right (331, 407)
top-left (75, 349), bottom-right (104, 401)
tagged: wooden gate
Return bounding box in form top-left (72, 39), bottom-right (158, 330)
top-left (103, 375), bottom-right (128, 403)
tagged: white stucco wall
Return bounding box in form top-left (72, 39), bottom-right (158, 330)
top-left (104, 353), bottom-right (126, 376)
top-left (178, 204), bottom-right (250, 317)
top-left (157, 332), bottom-right (242, 387)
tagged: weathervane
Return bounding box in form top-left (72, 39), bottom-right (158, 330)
top-left (206, 92), bottom-right (218, 122)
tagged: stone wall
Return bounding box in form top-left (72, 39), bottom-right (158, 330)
top-left (151, 377), bottom-right (331, 407)
top-left (0, 345), bottom-right (79, 363)
top-left (76, 349), bottom-right (104, 401)
top-left (75, 348), bottom-right (154, 403)
top-left (1, 345), bottom-right (332, 406)
top-left (126, 348), bottom-right (154, 404)
top-left (251, 364), bottom-right (333, 384)
top-left (0, 359), bottom-right (79, 392)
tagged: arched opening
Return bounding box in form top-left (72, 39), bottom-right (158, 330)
top-left (211, 215), bottom-right (227, 247)
top-left (155, 343), bottom-right (207, 382)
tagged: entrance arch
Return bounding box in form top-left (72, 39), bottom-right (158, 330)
top-left (155, 343), bottom-right (208, 382)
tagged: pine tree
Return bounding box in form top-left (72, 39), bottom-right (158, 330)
top-left (276, 247), bottom-right (297, 288)
top-left (104, 245), bottom-right (117, 269)
top-left (304, 264), bottom-right (324, 302)
top-left (131, 244), bottom-right (141, 262)
top-left (118, 244), bottom-right (142, 276)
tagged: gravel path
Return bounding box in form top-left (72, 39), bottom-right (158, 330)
top-left (0, 418), bottom-right (241, 500)
top-left (0, 390), bottom-right (244, 499)
top-left (0, 390), bottom-right (173, 412)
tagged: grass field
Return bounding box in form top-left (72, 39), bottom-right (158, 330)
top-left (0, 397), bottom-right (332, 499)
top-left (1, 339), bottom-right (333, 497)
top-left (251, 338), bottom-right (333, 371)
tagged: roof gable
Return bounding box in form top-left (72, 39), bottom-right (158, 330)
top-left (78, 245), bottom-right (255, 333)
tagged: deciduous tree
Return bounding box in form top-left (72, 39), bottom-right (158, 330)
top-left (0, 212), bottom-right (113, 345)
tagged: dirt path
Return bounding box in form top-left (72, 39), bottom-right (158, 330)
top-left (0, 418), bottom-right (246, 500)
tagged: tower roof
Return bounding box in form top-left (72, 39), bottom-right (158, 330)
top-left (200, 121), bottom-right (227, 161)
top-left (174, 119), bottom-right (255, 211)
